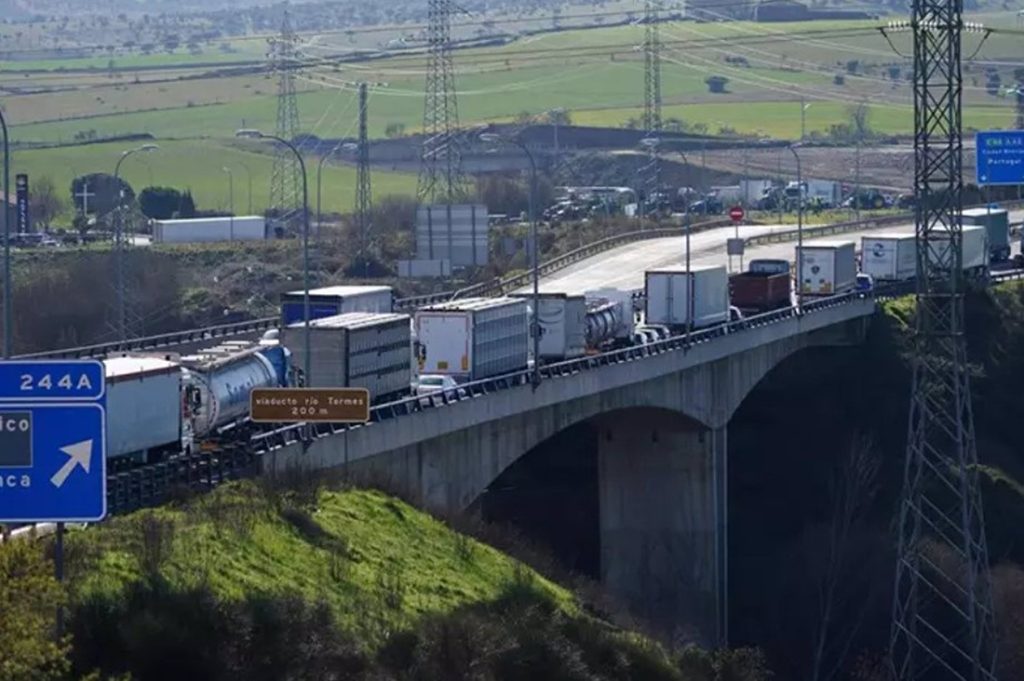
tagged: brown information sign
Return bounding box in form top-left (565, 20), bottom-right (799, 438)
top-left (250, 388), bottom-right (371, 424)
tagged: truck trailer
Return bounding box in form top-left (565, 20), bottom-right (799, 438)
top-left (860, 233), bottom-right (917, 282)
top-left (104, 357), bottom-right (183, 463)
top-left (283, 312), bottom-right (412, 403)
top-left (281, 285), bottom-right (394, 327)
top-left (961, 207), bottom-right (1010, 262)
top-left (152, 216), bottom-right (268, 243)
top-left (926, 224), bottom-right (988, 277)
top-left (797, 241), bottom-right (857, 296)
top-left (729, 259), bottom-right (792, 314)
top-left (414, 297), bottom-right (529, 382)
top-left (510, 292), bottom-right (586, 362)
top-left (644, 266), bottom-right (730, 330)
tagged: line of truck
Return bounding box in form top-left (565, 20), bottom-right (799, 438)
top-left (103, 209), bottom-right (1016, 465)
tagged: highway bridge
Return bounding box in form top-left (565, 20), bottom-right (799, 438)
top-left (34, 210), bottom-right (1024, 645)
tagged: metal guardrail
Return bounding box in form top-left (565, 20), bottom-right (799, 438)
top-left (250, 292), bottom-right (869, 452)
top-left (745, 214), bottom-right (912, 249)
top-left (103, 291), bottom-right (870, 515)
top-left (18, 316), bottom-right (281, 360)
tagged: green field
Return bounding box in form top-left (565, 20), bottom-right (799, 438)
top-left (13, 140), bottom-right (418, 219)
top-left (6, 15), bottom-right (1023, 220)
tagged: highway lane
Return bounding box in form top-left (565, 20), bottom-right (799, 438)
top-left (523, 210), bottom-right (1024, 295)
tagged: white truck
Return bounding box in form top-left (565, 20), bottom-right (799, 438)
top-left (283, 312), bottom-right (412, 403)
top-left (510, 292), bottom-right (586, 362)
top-left (784, 180), bottom-right (843, 209)
top-left (797, 241), bottom-right (857, 296)
top-left (644, 265), bottom-right (730, 330)
top-left (152, 216), bottom-right (268, 243)
top-left (739, 179), bottom-right (775, 205)
top-left (860, 233), bottom-right (917, 282)
top-left (414, 297), bottom-right (529, 383)
top-left (927, 224), bottom-right (989, 277)
top-left (104, 357), bottom-right (183, 463)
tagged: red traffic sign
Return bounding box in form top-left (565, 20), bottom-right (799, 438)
top-left (729, 205), bottom-right (745, 223)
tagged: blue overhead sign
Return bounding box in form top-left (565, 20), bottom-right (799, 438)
top-left (0, 361), bottom-right (106, 523)
top-left (976, 130), bottom-right (1024, 186)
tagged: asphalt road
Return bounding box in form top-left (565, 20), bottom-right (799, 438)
top-left (521, 211), bottom-right (1024, 296)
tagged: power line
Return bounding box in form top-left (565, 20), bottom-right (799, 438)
top-left (887, 10), bottom-right (998, 681)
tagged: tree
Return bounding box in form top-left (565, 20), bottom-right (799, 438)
top-left (70, 173), bottom-right (133, 218)
top-left (384, 122), bottom-right (406, 138)
top-left (176, 190), bottom-right (197, 219)
top-left (29, 175), bottom-right (65, 230)
top-left (0, 539), bottom-right (70, 680)
top-left (546, 109), bottom-right (572, 127)
top-left (848, 103), bottom-right (871, 141)
top-left (139, 186), bottom-right (183, 220)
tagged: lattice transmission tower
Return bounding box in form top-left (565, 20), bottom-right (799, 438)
top-left (356, 82), bottom-right (373, 269)
top-left (417, 0), bottom-right (468, 204)
top-left (641, 0), bottom-right (663, 204)
top-left (888, 3), bottom-right (998, 679)
top-left (643, 0), bottom-right (663, 134)
top-left (268, 9), bottom-right (303, 226)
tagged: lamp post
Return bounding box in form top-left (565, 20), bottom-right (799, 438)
top-left (800, 99), bottom-right (813, 142)
top-left (113, 143), bottom-right (159, 342)
top-left (480, 132), bottom-right (541, 389)
top-left (316, 142), bottom-right (359, 248)
top-left (237, 161), bottom-right (254, 215)
top-left (237, 129), bottom-right (311, 386)
top-left (0, 110), bottom-right (9, 358)
top-left (222, 167), bottom-right (234, 241)
top-left (789, 143), bottom-right (804, 309)
top-left (643, 138), bottom-right (693, 338)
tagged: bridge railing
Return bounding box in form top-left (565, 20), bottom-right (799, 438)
top-left (251, 291), bottom-right (869, 454)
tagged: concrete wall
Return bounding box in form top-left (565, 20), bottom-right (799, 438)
top-left (259, 303), bottom-right (871, 643)
top-left (598, 410), bottom-right (727, 646)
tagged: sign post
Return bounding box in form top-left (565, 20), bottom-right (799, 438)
top-left (250, 388), bottom-right (371, 424)
top-left (728, 206), bottom-right (745, 271)
top-left (0, 360), bottom-right (107, 639)
top-left (976, 130), bottom-right (1024, 185)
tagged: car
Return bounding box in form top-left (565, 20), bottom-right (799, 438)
top-left (855, 273), bottom-right (874, 294)
top-left (416, 374), bottom-right (466, 401)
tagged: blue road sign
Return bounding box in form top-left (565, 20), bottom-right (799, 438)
top-left (0, 361), bottom-right (106, 523)
top-left (976, 130), bottom-right (1024, 186)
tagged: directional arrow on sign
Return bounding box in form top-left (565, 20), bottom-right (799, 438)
top-left (50, 439), bottom-right (93, 489)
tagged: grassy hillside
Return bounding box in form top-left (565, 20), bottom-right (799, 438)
top-left (69, 484), bottom-right (574, 644)
top-left (51, 481), bottom-right (734, 680)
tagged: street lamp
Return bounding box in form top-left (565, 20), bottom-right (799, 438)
top-left (0, 109), bottom-right (9, 358)
top-left (643, 137), bottom-right (695, 340)
top-left (800, 99), bottom-right (813, 142)
top-left (221, 167), bottom-right (235, 242)
top-left (480, 131), bottom-right (541, 389)
top-left (236, 162), bottom-right (254, 215)
top-left (113, 143), bottom-right (160, 342)
top-left (316, 142), bottom-right (359, 247)
top-left (789, 143), bottom-right (804, 310)
top-left (236, 128), bottom-right (312, 386)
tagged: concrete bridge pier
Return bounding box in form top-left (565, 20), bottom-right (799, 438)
top-left (597, 410), bottom-right (727, 648)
